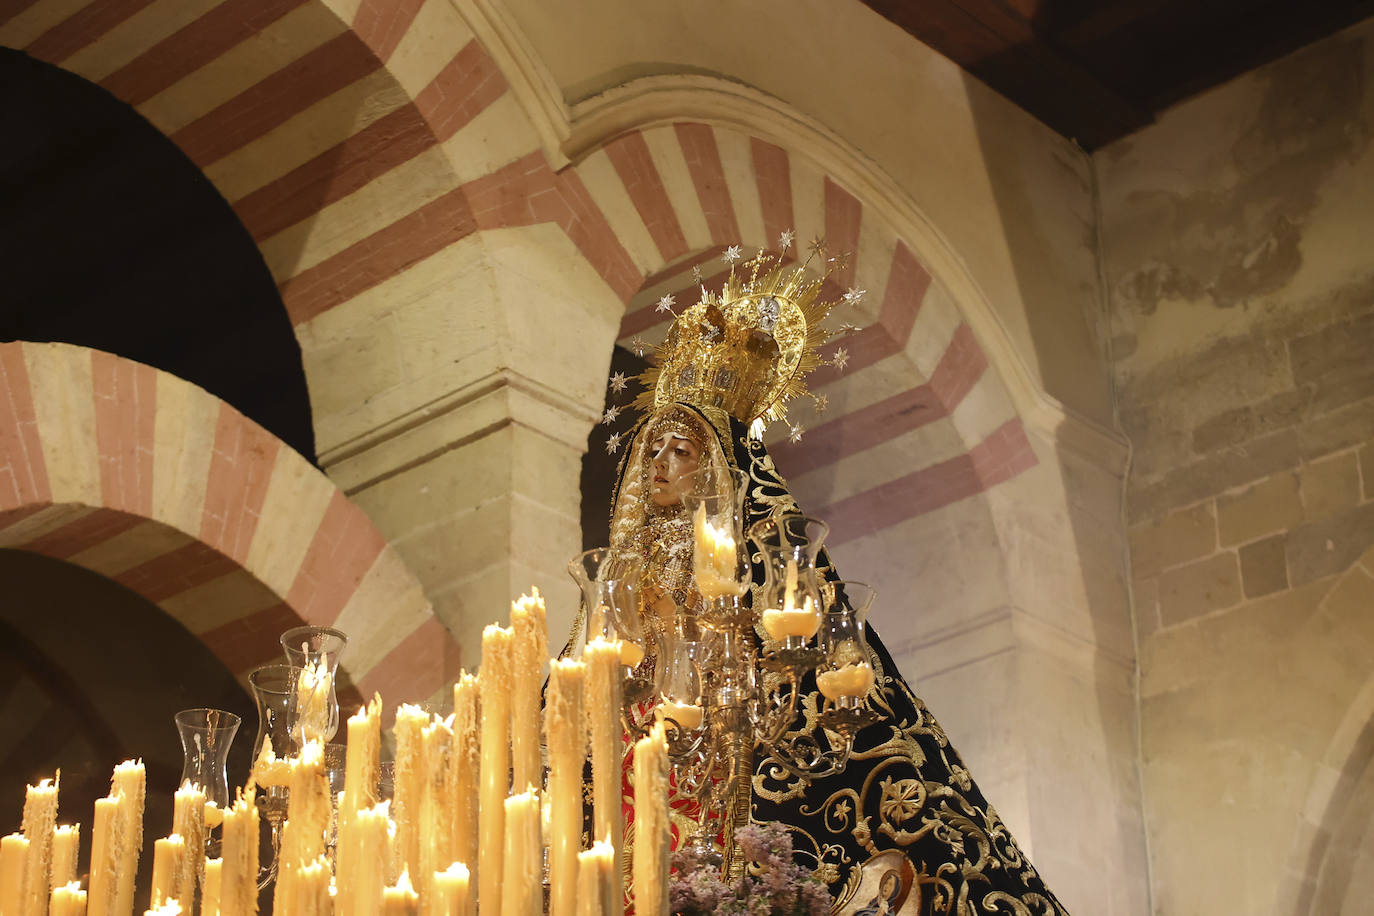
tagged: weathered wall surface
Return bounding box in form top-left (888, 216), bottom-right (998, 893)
top-left (1098, 17), bottom-right (1374, 913)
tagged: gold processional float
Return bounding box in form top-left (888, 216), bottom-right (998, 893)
top-left (0, 240), bottom-right (881, 915)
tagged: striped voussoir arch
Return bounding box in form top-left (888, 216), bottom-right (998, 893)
top-left (0, 341), bottom-right (455, 706)
top-left (564, 123), bottom-right (1039, 545)
top-left (0, 0), bottom-right (552, 325)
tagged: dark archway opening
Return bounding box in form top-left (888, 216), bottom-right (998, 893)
top-left (0, 49), bottom-right (316, 463)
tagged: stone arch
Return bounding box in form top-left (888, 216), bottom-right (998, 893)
top-left (1275, 550), bottom-right (1374, 915)
top-left (0, 341), bottom-right (455, 704)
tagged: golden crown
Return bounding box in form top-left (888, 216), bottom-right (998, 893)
top-left (633, 238), bottom-right (854, 436)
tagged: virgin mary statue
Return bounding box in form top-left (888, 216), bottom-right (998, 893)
top-left (587, 246), bottom-right (1069, 915)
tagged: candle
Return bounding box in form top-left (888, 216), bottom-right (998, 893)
top-left (577, 841), bottom-right (617, 916)
top-left (546, 659), bottom-right (586, 916)
top-left (632, 722), bottom-right (670, 916)
top-left (295, 656), bottom-right (334, 743)
top-left (450, 673), bottom-right (480, 878)
top-left (761, 596), bottom-right (821, 641)
top-left (144, 903), bottom-right (180, 916)
top-left (618, 640), bottom-right (644, 668)
top-left (351, 801), bottom-right (390, 915)
top-left (20, 775), bottom-right (58, 916)
top-left (87, 796), bottom-right (119, 916)
top-left (219, 789), bottom-right (259, 915)
top-left (170, 783), bottom-right (204, 907)
top-left (420, 713), bottom-right (455, 909)
top-left (50, 824), bottom-right (80, 893)
top-left (275, 740), bottom-right (329, 914)
top-left (478, 624), bottom-right (513, 916)
top-left (816, 661), bottom-right (875, 700)
top-left (391, 704), bottom-right (428, 887)
top-left (250, 742), bottom-right (290, 788)
top-left (1, 834), bottom-right (30, 915)
top-left (149, 834), bottom-right (185, 907)
top-left (500, 791), bottom-right (541, 916)
top-left (692, 504), bottom-right (745, 598)
top-left (382, 869), bottom-right (419, 915)
top-left (338, 694), bottom-right (382, 916)
top-left (201, 858), bottom-right (221, 916)
top-left (50, 881), bottom-right (86, 916)
top-left (111, 760), bottom-right (146, 916)
top-left (294, 856), bottom-right (332, 916)
top-left (582, 636), bottom-right (624, 915)
top-left (430, 862), bottom-right (470, 916)
top-left (655, 699), bottom-right (703, 731)
top-left (509, 590), bottom-right (548, 791)
top-left (201, 801), bottom-right (223, 828)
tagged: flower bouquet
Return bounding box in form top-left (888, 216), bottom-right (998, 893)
top-left (669, 821), bottom-right (833, 916)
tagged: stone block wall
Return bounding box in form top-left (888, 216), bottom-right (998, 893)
top-left (1098, 16), bottom-right (1374, 913)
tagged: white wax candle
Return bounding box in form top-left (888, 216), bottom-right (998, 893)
top-left (478, 624), bottom-right (513, 916)
top-left (87, 796), bottom-right (119, 916)
top-left (49, 824), bottom-right (80, 894)
top-left (0, 834), bottom-right (30, 915)
top-left (149, 834), bottom-right (185, 907)
top-left (817, 661), bottom-right (876, 700)
top-left (391, 704), bottom-right (428, 885)
top-left (50, 881), bottom-right (86, 916)
top-left (761, 596), bottom-right (821, 640)
top-left (338, 694), bottom-right (382, 916)
top-left (430, 862), bottom-right (471, 916)
top-left (420, 713), bottom-right (456, 909)
top-left (583, 637), bottom-right (625, 916)
top-left (295, 657), bottom-right (334, 743)
top-left (655, 699), bottom-right (703, 731)
top-left (577, 841), bottom-right (617, 916)
top-left (692, 504), bottom-right (746, 598)
top-left (201, 858), bottom-right (222, 916)
top-left (451, 673), bottom-right (481, 878)
top-left (219, 790), bottom-right (259, 915)
top-left (20, 775), bottom-right (58, 916)
top-left (633, 723), bottom-right (670, 916)
top-left (547, 660), bottom-right (586, 916)
top-left (170, 784), bottom-right (204, 908)
top-left (509, 590), bottom-right (548, 792)
top-left (382, 868), bottom-right (419, 915)
top-left (351, 802), bottom-right (390, 915)
top-left (111, 760), bottom-right (145, 916)
top-left (500, 791), bottom-right (541, 916)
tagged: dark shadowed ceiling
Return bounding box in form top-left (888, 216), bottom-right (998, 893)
top-left (861, 0), bottom-right (1374, 149)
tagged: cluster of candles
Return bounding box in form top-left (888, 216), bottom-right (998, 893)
top-left (0, 590), bottom-right (671, 916)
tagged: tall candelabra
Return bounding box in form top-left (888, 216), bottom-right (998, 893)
top-left (582, 466), bottom-right (880, 876)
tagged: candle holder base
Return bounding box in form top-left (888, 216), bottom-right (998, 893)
top-left (817, 705), bottom-right (880, 738)
top-left (761, 646), bottom-right (825, 674)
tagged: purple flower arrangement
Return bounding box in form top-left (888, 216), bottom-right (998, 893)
top-left (669, 821), bottom-right (833, 916)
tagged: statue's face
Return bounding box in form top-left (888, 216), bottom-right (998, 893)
top-left (648, 433), bottom-right (701, 507)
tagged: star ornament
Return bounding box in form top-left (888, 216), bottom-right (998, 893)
top-left (788, 424), bottom-right (803, 444)
top-left (630, 335), bottom-right (648, 357)
top-left (609, 371), bottom-right (629, 393)
top-left (602, 405), bottom-right (622, 424)
top-left (691, 264), bottom-right (703, 282)
top-left (813, 394), bottom-right (829, 414)
top-left (843, 286), bottom-right (867, 306)
top-left (779, 228), bottom-right (795, 251)
top-left (832, 348), bottom-right (850, 371)
top-left (722, 245), bottom-right (742, 265)
top-left (655, 293), bottom-right (676, 314)
top-left (606, 432), bottom-right (623, 454)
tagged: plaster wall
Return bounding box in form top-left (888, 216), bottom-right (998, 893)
top-left (1098, 17), bottom-right (1374, 913)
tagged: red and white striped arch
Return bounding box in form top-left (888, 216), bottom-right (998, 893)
top-left (0, 341), bottom-right (456, 704)
top-left (1, 0), bottom-right (1035, 546)
top-left (562, 123), bottom-right (1037, 545)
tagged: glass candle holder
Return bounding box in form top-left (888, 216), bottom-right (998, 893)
top-left (174, 708), bottom-right (240, 857)
top-left (658, 629), bottom-right (705, 737)
top-left (748, 514), bottom-right (830, 648)
top-left (568, 548), bottom-right (660, 702)
top-left (280, 625), bottom-right (347, 745)
top-left (817, 581), bottom-right (876, 710)
top-left (248, 664), bottom-right (297, 889)
top-left (681, 467), bottom-right (751, 629)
